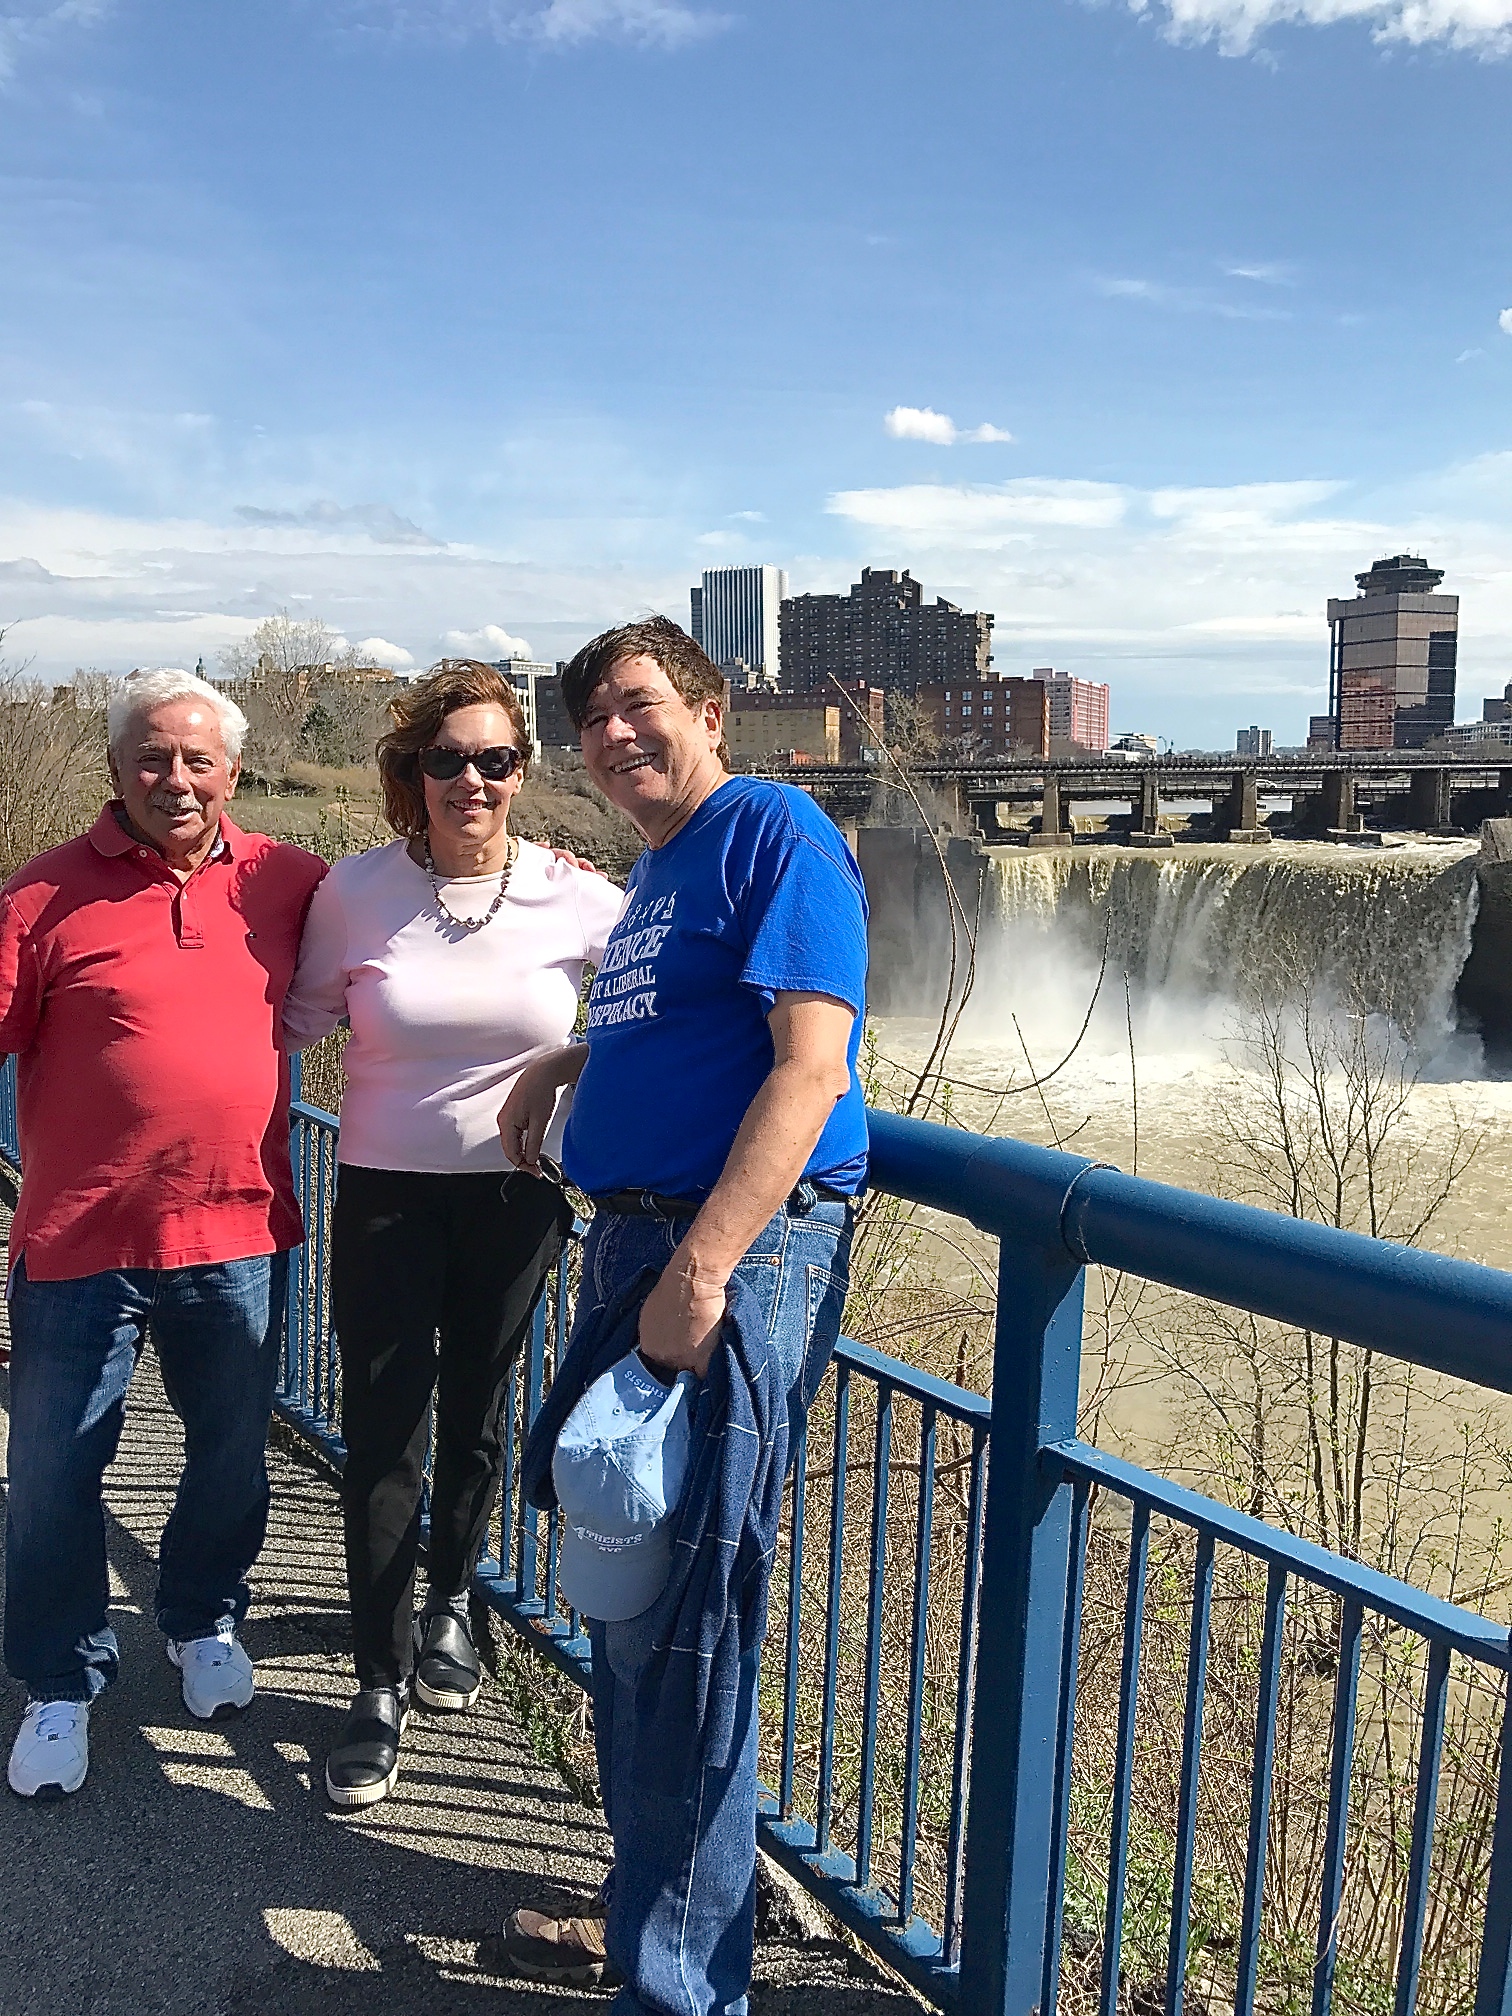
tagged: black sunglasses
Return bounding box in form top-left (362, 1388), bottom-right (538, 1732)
top-left (417, 743), bottom-right (524, 782)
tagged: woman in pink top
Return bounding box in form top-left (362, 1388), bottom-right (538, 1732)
top-left (284, 660), bottom-right (623, 1809)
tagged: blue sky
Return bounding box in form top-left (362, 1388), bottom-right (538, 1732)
top-left (2, 0), bottom-right (1512, 746)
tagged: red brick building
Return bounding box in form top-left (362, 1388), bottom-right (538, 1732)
top-left (918, 676), bottom-right (1049, 757)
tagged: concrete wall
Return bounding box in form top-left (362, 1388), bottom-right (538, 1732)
top-left (857, 826), bottom-right (985, 1017)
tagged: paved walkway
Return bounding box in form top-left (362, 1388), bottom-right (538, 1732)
top-left (0, 1263), bottom-right (916, 2016)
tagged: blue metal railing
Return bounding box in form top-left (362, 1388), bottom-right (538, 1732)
top-left (6, 1053), bottom-right (1512, 2015)
top-left (0, 1051), bottom-right (17, 1172)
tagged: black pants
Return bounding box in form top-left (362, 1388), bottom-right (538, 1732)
top-left (332, 1164), bottom-right (571, 1689)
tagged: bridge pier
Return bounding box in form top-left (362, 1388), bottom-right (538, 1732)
top-left (1029, 775), bottom-right (1072, 848)
top-left (1126, 771), bottom-right (1173, 848)
top-left (1409, 766), bottom-right (1455, 832)
top-left (1320, 770), bottom-right (1362, 837)
top-left (1215, 769), bottom-right (1269, 843)
top-left (970, 796), bottom-right (1017, 843)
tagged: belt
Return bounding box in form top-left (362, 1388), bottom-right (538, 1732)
top-left (589, 1180), bottom-right (851, 1222)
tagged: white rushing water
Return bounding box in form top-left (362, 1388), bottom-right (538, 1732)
top-left (963, 838), bottom-right (1486, 1079)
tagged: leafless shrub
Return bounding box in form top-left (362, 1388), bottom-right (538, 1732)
top-left (0, 648), bottom-right (112, 880)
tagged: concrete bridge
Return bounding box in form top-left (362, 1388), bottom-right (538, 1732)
top-left (754, 751), bottom-right (1512, 843)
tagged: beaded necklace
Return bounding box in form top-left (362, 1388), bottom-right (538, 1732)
top-left (424, 832), bottom-right (519, 933)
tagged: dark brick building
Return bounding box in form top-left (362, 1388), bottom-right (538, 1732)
top-left (780, 568), bottom-right (992, 697)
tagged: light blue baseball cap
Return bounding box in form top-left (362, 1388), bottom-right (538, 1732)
top-left (552, 1351), bottom-right (695, 1623)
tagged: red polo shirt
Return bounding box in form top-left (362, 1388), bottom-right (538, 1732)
top-left (0, 807), bottom-right (327, 1281)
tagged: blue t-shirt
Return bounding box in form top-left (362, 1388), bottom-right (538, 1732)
top-left (563, 776), bottom-right (869, 1201)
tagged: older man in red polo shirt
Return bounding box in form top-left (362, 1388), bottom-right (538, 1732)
top-left (0, 667), bottom-right (326, 1799)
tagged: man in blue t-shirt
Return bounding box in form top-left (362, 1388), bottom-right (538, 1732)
top-left (497, 616), bottom-right (868, 2014)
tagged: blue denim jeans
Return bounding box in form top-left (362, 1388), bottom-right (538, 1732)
top-left (4, 1251), bottom-right (289, 1703)
top-left (578, 1192), bottom-right (853, 2016)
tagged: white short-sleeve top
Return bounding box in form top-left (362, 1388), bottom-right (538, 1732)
top-left (283, 838), bottom-right (626, 1173)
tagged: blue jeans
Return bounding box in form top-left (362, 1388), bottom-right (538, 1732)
top-left (4, 1251), bottom-right (289, 1704)
top-left (578, 1193), bottom-right (853, 2016)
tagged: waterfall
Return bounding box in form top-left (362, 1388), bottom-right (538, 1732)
top-left (968, 842), bottom-right (1483, 1073)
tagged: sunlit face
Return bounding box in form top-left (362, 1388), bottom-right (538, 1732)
top-left (420, 702), bottom-right (524, 855)
top-left (578, 655), bottom-right (724, 841)
top-left (108, 699), bottom-right (239, 862)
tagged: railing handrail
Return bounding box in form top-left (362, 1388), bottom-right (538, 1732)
top-left (867, 1107), bottom-right (1512, 1394)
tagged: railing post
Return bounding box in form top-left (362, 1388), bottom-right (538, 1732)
top-left (959, 1239), bottom-right (1085, 2016)
top-left (1474, 1690), bottom-right (1512, 2016)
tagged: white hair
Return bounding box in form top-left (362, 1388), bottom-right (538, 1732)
top-left (107, 668), bottom-right (248, 762)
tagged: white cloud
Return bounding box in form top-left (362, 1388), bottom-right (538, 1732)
top-left (884, 406), bottom-right (1014, 447)
top-left (832, 479), bottom-right (1127, 542)
top-left (352, 635), bottom-right (415, 668)
top-left (442, 623), bottom-right (534, 660)
top-left (234, 501), bottom-right (441, 547)
top-left (0, 499), bottom-right (692, 682)
top-left (9, 450), bottom-right (1512, 747)
top-left (1499, 308), bottom-right (1512, 335)
top-left (0, 0), bottom-right (110, 87)
top-left (330, 0), bottom-right (729, 51)
top-left (820, 461), bottom-right (1512, 732)
top-left (1225, 261), bottom-right (1294, 284)
top-left (1096, 275), bottom-right (1290, 321)
top-left (1128, 0), bottom-right (1512, 56)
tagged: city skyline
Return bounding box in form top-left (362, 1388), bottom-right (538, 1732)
top-left (3, 2), bottom-right (1512, 749)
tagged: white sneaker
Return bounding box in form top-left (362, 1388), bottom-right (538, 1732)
top-left (166, 1619), bottom-right (255, 1719)
top-left (8, 1699), bottom-right (90, 1799)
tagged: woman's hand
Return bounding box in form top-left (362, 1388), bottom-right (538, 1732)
top-left (498, 1043), bottom-right (588, 1174)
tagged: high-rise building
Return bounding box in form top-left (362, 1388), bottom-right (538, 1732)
top-left (697, 566), bottom-right (787, 682)
top-left (689, 586), bottom-right (703, 650)
top-left (779, 568), bottom-right (993, 696)
top-left (531, 664), bottom-right (579, 751)
top-left (1028, 667), bottom-right (1110, 753)
top-left (919, 675), bottom-right (1049, 758)
top-left (1236, 725), bottom-right (1273, 757)
top-left (490, 658), bottom-right (557, 747)
top-left (1327, 555), bottom-right (1458, 751)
